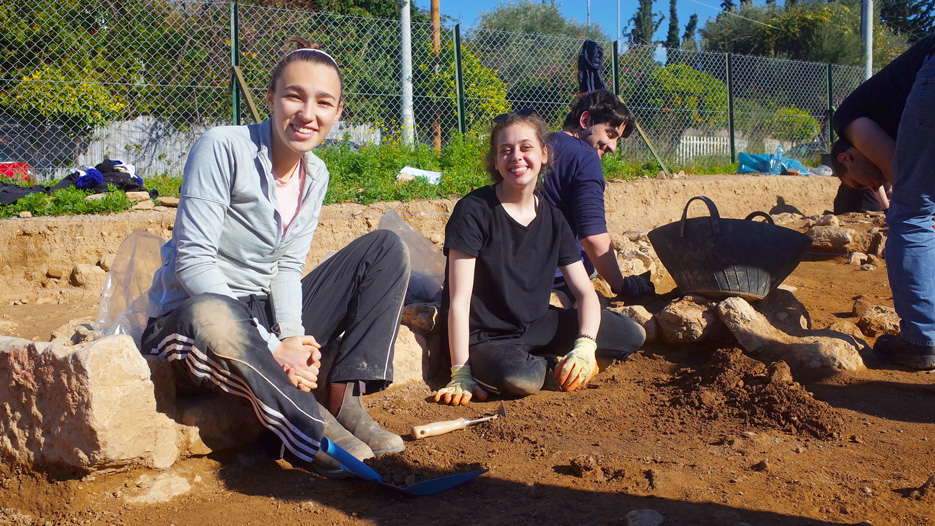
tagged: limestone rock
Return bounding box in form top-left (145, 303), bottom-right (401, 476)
top-left (814, 214), bottom-right (840, 227)
top-left (656, 296), bottom-right (725, 345)
top-left (98, 253), bottom-right (116, 271)
top-left (392, 324), bottom-right (427, 387)
top-left (868, 232), bottom-right (886, 256)
top-left (807, 226), bottom-right (854, 253)
top-left (125, 191), bottom-right (152, 203)
top-left (18, 211), bottom-right (31, 218)
top-left (0, 319), bottom-right (16, 336)
top-left (402, 303), bottom-right (439, 334)
top-left (70, 263), bottom-right (107, 288)
top-left (717, 297), bottom-right (864, 373)
top-left (123, 471), bottom-right (191, 505)
top-left (0, 334), bottom-right (178, 473)
top-left (753, 287), bottom-right (811, 332)
top-left (46, 267), bottom-right (65, 279)
top-left (626, 509), bottom-right (665, 526)
top-left (50, 318), bottom-right (97, 343)
top-left (614, 304), bottom-right (658, 343)
top-left (852, 297), bottom-right (872, 318)
top-left (847, 252), bottom-right (869, 265)
top-left (857, 305), bottom-right (900, 337)
top-left (158, 197), bottom-right (180, 208)
top-left (174, 393), bottom-right (262, 457)
top-left (132, 200), bottom-right (156, 211)
top-left (827, 320), bottom-right (868, 345)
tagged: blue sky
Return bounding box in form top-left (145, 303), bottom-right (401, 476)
top-left (417, 0), bottom-right (725, 43)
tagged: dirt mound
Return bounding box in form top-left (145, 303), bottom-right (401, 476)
top-left (664, 348), bottom-right (843, 438)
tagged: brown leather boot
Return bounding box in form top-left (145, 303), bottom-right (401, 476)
top-left (327, 382), bottom-right (404, 455)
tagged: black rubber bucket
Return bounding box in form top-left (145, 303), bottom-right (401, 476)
top-left (648, 196), bottom-right (813, 301)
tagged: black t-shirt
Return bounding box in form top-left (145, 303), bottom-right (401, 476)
top-left (442, 185), bottom-right (580, 345)
top-left (833, 34), bottom-right (935, 139)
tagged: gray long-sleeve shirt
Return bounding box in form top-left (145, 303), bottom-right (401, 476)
top-left (148, 120), bottom-right (329, 343)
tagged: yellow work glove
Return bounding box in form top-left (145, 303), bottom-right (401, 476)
top-left (434, 365), bottom-right (486, 405)
top-left (555, 337), bottom-right (598, 392)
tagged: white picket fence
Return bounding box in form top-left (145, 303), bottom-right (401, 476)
top-left (675, 135), bottom-right (749, 163)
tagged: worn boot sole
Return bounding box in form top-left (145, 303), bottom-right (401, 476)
top-left (873, 335), bottom-right (935, 370)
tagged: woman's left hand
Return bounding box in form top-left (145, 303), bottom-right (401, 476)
top-left (273, 335), bottom-right (322, 392)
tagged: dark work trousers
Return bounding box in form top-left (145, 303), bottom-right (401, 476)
top-left (140, 230), bottom-right (410, 463)
top-left (469, 308), bottom-right (645, 398)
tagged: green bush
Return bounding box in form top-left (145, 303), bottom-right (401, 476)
top-left (768, 106), bottom-right (820, 142)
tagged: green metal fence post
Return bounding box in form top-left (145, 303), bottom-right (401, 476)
top-left (612, 40), bottom-right (620, 96)
top-left (453, 24), bottom-right (466, 134)
top-left (827, 63), bottom-right (835, 145)
top-left (230, 2), bottom-right (241, 125)
top-left (726, 52), bottom-right (736, 164)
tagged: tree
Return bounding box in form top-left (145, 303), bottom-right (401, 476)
top-left (720, 0), bottom-right (735, 12)
top-left (474, 0), bottom-right (608, 122)
top-left (628, 0), bottom-right (663, 45)
top-left (665, 0), bottom-right (680, 48)
top-left (477, 0), bottom-right (605, 39)
top-left (880, 0), bottom-right (935, 43)
top-left (700, 0), bottom-right (908, 65)
top-left (682, 13), bottom-right (698, 51)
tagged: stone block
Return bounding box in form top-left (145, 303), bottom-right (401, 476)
top-left (70, 263), bottom-right (107, 288)
top-left (0, 334), bottom-right (178, 474)
top-left (393, 324), bottom-right (428, 387)
top-left (717, 297), bottom-right (864, 374)
top-left (656, 296), bottom-right (725, 345)
top-left (807, 226), bottom-right (854, 253)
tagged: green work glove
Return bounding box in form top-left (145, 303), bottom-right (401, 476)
top-left (555, 337), bottom-right (598, 392)
top-left (434, 365), bottom-right (485, 405)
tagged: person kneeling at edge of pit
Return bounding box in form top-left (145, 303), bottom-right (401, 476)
top-left (829, 33), bottom-right (935, 370)
top-left (539, 90), bottom-right (655, 303)
top-left (140, 37), bottom-right (411, 478)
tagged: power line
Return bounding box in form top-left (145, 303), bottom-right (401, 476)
top-left (687, 0), bottom-right (780, 30)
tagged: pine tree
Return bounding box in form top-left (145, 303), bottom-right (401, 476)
top-left (880, 0), bottom-right (935, 43)
top-left (628, 0), bottom-right (662, 45)
top-left (682, 12), bottom-right (698, 51)
top-left (665, 0), bottom-right (680, 48)
top-left (665, 0), bottom-right (681, 64)
top-left (720, 0), bottom-right (735, 12)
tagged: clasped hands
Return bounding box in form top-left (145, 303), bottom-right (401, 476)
top-left (273, 335), bottom-right (321, 392)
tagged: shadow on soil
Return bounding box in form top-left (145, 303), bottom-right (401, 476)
top-left (214, 457), bottom-right (844, 526)
top-left (809, 378), bottom-right (935, 424)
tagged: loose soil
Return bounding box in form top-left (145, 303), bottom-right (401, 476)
top-left (1, 176), bottom-right (934, 526)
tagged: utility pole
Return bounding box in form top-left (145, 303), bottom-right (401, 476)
top-left (400, 0), bottom-right (415, 145)
top-left (861, 0), bottom-right (873, 81)
top-left (431, 0), bottom-right (441, 153)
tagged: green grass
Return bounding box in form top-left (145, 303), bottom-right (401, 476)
top-left (1, 143), bottom-right (744, 217)
top-left (0, 185), bottom-right (132, 218)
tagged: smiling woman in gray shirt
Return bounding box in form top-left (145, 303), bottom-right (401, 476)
top-left (141, 38), bottom-right (411, 477)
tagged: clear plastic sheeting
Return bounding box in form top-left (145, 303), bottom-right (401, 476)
top-left (377, 210), bottom-right (446, 304)
top-left (94, 231), bottom-right (166, 346)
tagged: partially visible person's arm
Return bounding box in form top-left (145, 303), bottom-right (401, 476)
top-left (580, 232), bottom-right (625, 294)
top-left (841, 117), bottom-right (896, 185)
top-left (555, 259), bottom-right (601, 391)
top-left (435, 249), bottom-right (487, 406)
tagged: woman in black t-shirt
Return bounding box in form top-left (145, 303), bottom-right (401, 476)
top-left (435, 111), bottom-right (645, 405)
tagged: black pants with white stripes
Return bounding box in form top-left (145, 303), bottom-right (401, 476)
top-left (140, 230), bottom-right (410, 462)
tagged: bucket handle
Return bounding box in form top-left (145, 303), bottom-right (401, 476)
top-left (679, 196), bottom-right (721, 237)
top-left (743, 211), bottom-right (775, 224)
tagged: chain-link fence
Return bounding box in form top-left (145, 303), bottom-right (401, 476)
top-left (1, 0), bottom-right (865, 181)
